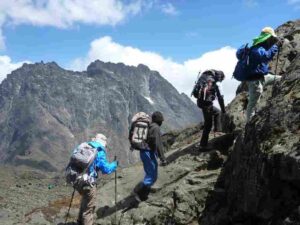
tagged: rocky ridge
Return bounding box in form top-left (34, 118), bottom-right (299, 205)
top-left (201, 19), bottom-right (300, 225)
top-left (0, 61), bottom-right (201, 171)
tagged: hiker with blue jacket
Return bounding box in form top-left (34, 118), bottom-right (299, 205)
top-left (76, 133), bottom-right (118, 225)
top-left (234, 27), bottom-right (283, 121)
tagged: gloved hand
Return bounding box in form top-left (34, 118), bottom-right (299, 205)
top-left (160, 159), bottom-right (168, 167)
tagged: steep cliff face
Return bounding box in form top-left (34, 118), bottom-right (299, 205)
top-left (0, 60), bottom-right (201, 171)
top-left (222, 20), bottom-right (300, 134)
top-left (202, 20), bottom-right (300, 225)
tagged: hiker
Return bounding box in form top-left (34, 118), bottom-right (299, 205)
top-left (75, 133), bottom-right (118, 225)
top-left (234, 27), bottom-right (283, 121)
top-left (132, 111), bottom-right (167, 202)
top-left (192, 70), bottom-right (226, 150)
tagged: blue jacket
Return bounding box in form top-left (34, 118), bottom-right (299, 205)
top-left (87, 141), bottom-right (117, 182)
top-left (246, 44), bottom-right (278, 76)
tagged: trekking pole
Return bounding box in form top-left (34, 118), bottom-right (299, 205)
top-left (65, 187), bottom-right (76, 224)
top-left (275, 46), bottom-right (281, 75)
top-left (273, 46), bottom-right (281, 88)
top-left (114, 155), bottom-right (117, 224)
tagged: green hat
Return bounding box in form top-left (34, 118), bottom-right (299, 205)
top-left (252, 27), bottom-right (277, 46)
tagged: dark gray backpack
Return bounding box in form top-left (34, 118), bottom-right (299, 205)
top-left (65, 142), bottom-right (98, 189)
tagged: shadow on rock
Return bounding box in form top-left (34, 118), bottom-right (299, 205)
top-left (57, 222), bottom-right (77, 225)
top-left (96, 195), bottom-right (139, 219)
top-left (166, 133), bottom-right (236, 164)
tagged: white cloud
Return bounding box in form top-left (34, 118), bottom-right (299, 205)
top-left (70, 36), bottom-right (239, 105)
top-left (161, 3), bottom-right (179, 15)
top-left (0, 14), bottom-right (6, 50)
top-left (0, 0), bottom-right (147, 50)
top-left (0, 56), bottom-right (29, 83)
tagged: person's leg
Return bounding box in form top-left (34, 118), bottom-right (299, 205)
top-left (150, 151), bottom-right (158, 185)
top-left (81, 186), bottom-right (96, 225)
top-left (246, 80), bottom-right (263, 121)
top-left (212, 106), bottom-right (221, 132)
top-left (200, 106), bottom-right (213, 147)
top-left (78, 191), bottom-right (84, 225)
top-left (134, 150), bottom-right (157, 201)
top-left (140, 150), bottom-right (157, 187)
top-left (264, 74), bottom-right (281, 86)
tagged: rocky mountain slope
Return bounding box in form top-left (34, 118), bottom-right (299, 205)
top-left (0, 61), bottom-right (201, 171)
top-left (0, 19), bottom-right (298, 225)
top-left (12, 127), bottom-right (232, 225)
top-left (201, 19), bottom-right (300, 225)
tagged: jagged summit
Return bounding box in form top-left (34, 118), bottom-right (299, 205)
top-left (0, 58), bottom-right (201, 171)
top-left (87, 60), bottom-right (153, 77)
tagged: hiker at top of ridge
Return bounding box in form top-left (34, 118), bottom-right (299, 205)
top-left (191, 69), bottom-right (226, 150)
top-left (132, 111), bottom-right (167, 202)
top-left (233, 26), bottom-right (283, 122)
top-left (66, 133), bottom-right (118, 225)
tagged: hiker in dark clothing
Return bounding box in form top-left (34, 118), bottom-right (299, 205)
top-left (133, 111), bottom-right (167, 202)
top-left (192, 70), bottom-right (226, 150)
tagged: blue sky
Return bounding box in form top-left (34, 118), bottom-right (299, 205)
top-left (0, 0), bottom-right (299, 103)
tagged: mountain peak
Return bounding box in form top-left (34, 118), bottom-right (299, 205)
top-left (0, 58), bottom-right (201, 171)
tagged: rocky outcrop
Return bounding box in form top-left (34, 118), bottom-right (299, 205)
top-left (21, 129), bottom-right (233, 225)
top-left (201, 20), bottom-right (300, 225)
top-left (0, 61), bottom-right (201, 171)
top-left (222, 20), bottom-right (300, 134)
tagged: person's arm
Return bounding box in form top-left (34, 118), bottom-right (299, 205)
top-left (153, 126), bottom-right (166, 161)
top-left (94, 150), bottom-right (117, 174)
top-left (216, 85), bottom-right (226, 113)
top-left (256, 45), bottom-right (278, 62)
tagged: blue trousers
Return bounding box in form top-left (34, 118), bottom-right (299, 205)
top-left (140, 150), bottom-right (158, 187)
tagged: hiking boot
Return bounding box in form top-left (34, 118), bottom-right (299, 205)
top-left (132, 182), bottom-right (150, 201)
top-left (199, 144), bottom-right (213, 152)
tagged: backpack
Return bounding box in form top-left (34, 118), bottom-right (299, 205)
top-left (129, 112), bottom-right (151, 151)
top-left (65, 142), bottom-right (98, 190)
top-left (233, 44), bottom-right (252, 81)
top-left (192, 70), bottom-right (217, 103)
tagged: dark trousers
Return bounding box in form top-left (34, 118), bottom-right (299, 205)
top-left (200, 105), bottom-right (220, 146)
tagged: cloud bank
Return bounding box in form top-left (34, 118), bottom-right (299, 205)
top-left (71, 36), bottom-right (239, 104)
top-left (0, 0), bottom-right (146, 50)
top-left (0, 56), bottom-right (28, 82)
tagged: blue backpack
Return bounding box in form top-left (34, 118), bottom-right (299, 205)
top-left (233, 44), bottom-right (251, 81)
